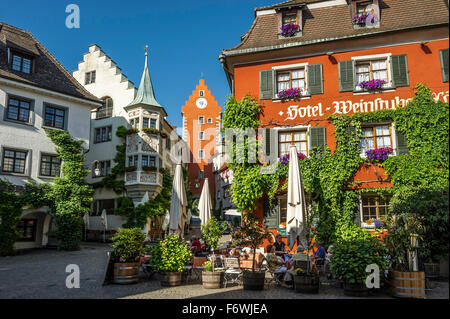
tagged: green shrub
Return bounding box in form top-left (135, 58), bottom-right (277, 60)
top-left (149, 234), bottom-right (192, 273)
top-left (203, 260), bottom-right (214, 272)
top-left (110, 228), bottom-right (145, 263)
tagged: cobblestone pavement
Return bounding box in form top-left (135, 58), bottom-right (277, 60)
top-left (0, 244), bottom-right (448, 299)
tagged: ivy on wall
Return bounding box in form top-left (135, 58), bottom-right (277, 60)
top-left (223, 84), bottom-right (449, 244)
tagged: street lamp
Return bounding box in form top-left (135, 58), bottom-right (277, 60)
top-left (93, 160), bottom-right (101, 177)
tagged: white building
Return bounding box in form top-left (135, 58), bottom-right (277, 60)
top-left (73, 45), bottom-right (184, 238)
top-left (0, 22), bottom-right (101, 249)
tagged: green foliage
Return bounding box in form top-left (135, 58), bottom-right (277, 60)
top-left (203, 260), bottom-right (214, 272)
top-left (231, 214), bottom-right (272, 272)
top-left (202, 217), bottom-right (227, 251)
top-left (110, 228), bottom-right (145, 263)
top-left (330, 231), bottom-right (388, 284)
top-left (45, 129), bottom-right (93, 251)
top-left (0, 180), bottom-right (22, 256)
top-left (386, 185), bottom-right (448, 264)
top-left (149, 234), bottom-right (192, 273)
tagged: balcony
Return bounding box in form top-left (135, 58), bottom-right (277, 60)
top-left (124, 171), bottom-right (163, 201)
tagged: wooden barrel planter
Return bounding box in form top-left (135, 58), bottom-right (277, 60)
top-left (243, 271), bottom-right (265, 291)
top-left (160, 272), bottom-right (182, 287)
top-left (113, 262), bottom-right (140, 284)
top-left (424, 263), bottom-right (440, 279)
top-left (343, 282), bottom-right (369, 297)
top-left (294, 275), bottom-right (319, 294)
top-left (202, 271), bottom-right (224, 289)
top-left (391, 271), bottom-right (425, 299)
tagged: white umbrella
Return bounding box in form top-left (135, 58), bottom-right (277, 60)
top-left (162, 211), bottom-right (170, 231)
top-left (286, 145), bottom-right (307, 250)
top-left (198, 178), bottom-right (212, 227)
top-left (186, 209), bottom-right (192, 226)
top-left (169, 163), bottom-right (187, 236)
top-left (83, 212), bottom-right (90, 229)
top-left (100, 209), bottom-right (108, 230)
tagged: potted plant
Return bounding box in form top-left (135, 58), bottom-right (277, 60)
top-left (277, 88), bottom-right (302, 100)
top-left (294, 266), bottom-right (320, 294)
top-left (231, 214), bottom-right (272, 290)
top-left (365, 147), bottom-right (393, 162)
top-left (149, 234), bottom-right (192, 287)
top-left (358, 79), bottom-right (385, 91)
top-left (142, 127), bottom-right (160, 135)
top-left (352, 13), bottom-right (369, 25)
top-left (280, 23), bottom-right (299, 37)
top-left (110, 228), bottom-right (145, 284)
top-left (201, 217), bottom-right (227, 289)
top-left (126, 128), bottom-right (139, 135)
top-left (330, 230), bottom-right (388, 297)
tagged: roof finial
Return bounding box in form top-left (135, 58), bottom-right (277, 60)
top-left (200, 72), bottom-right (204, 79)
top-left (143, 44), bottom-right (149, 56)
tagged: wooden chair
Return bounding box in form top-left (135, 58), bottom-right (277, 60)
top-left (223, 257), bottom-right (243, 287)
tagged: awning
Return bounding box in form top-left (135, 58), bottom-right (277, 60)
top-left (224, 209), bottom-right (241, 216)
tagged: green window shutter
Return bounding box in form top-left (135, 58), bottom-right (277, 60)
top-left (263, 197), bottom-right (279, 229)
top-left (395, 129), bottom-right (408, 155)
top-left (265, 128), bottom-right (271, 156)
top-left (439, 48), bottom-right (449, 82)
top-left (338, 60), bottom-right (355, 92)
top-left (309, 126), bottom-right (326, 153)
top-left (391, 55), bottom-right (409, 87)
top-left (307, 64), bottom-right (323, 95)
top-left (260, 70), bottom-right (275, 100)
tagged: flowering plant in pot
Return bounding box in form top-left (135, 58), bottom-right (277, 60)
top-left (149, 234), bottom-right (192, 287)
top-left (279, 152), bottom-right (306, 165)
top-left (277, 88), bottom-right (302, 100)
top-left (201, 217), bottom-right (227, 288)
top-left (352, 13), bottom-right (369, 25)
top-left (280, 23), bottom-right (299, 37)
top-left (359, 79), bottom-right (385, 90)
top-left (365, 147), bottom-right (393, 162)
top-left (125, 128), bottom-right (139, 135)
top-left (142, 127), bottom-right (160, 135)
top-left (231, 214), bottom-right (272, 290)
top-left (110, 228), bottom-right (145, 284)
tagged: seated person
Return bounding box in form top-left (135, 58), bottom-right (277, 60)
top-left (313, 241), bottom-right (326, 267)
top-left (191, 236), bottom-right (203, 256)
top-left (142, 231), bottom-right (152, 247)
top-left (265, 245), bottom-right (285, 270)
top-left (274, 234), bottom-right (290, 261)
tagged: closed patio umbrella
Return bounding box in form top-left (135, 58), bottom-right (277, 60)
top-left (162, 211), bottom-right (170, 231)
top-left (198, 178), bottom-right (212, 227)
top-left (169, 163), bottom-right (187, 236)
top-left (286, 145), bottom-right (307, 250)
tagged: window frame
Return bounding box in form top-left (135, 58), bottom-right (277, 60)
top-left (278, 129), bottom-right (309, 157)
top-left (39, 153), bottom-right (61, 177)
top-left (351, 0), bottom-right (380, 29)
top-left (16, 219), bottom-right (37, 241)
top-left (6, 96), bottom-right (32, 123)
top-left (1, 148), bottom-right (28, 174)
top-left (11, 52), bottom-right (33, 74)
top-left (198, 149), bottom-right (205, 159)
top-left (360, 123), bottom-right (393, 156)
top-left (198, 116), bottom-right (205, 125)
top-left (94, 126), bottom-right (112, 144)
top-left (207, 118), bottom-right (213, 124)
top-left (85, 71), bottom-right (96, 85)
top-left (276, 68), bottom-right (307, 96)
top-left (199, 131), bottom-right (204, 140)
top-left (93, 160), bottom-right (111, 178)
top-left (352, 54), bottom-right (393, 92)
top-left (43, 104), bottom-right (67, 130)
top-left (360, 195), bottom-right (391, 226)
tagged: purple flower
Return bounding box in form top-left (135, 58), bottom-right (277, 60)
top-left (280, 23), bottom-right (299, 37)
top-left (374, 219), bottom-right (383, 228)
top-left (352, 13), bottom-right (369, 24)
top-left (359, 79), bottom-right (385, 90)
top-left (279, 152), bottom-right (306, 165)
top-left (365, 147), bottom-right (394, 162)
top-left (278, 88), bottom-right (302, 100)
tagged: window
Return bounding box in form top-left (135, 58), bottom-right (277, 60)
top-left (96, 97), bottom-right (113, 119)
top-left (356, 1), bottom-right (373, 16)
top-left (278, 130), bottom-right (308, 156)
top-left (16, 219), bottom-right (37, 241)
top-left (198, 150), bottom-right (204, 159)
top-left (360, 124), bottom-right (392, 155)
top-left (11, 53), bottom-right (32, 74)
top-left (85, 71), bottom-right (96, 85)
top-left (361, 196), bottom-right (390, 222)
top-left (166, 138), bottom-right (171, 150)
top-left (93, 160), bottom-right (111, 177)
top-left (44, 105), bottom-right (65, 129)
top-left (282, 11), bottom-right (297, 25)
top-left (128, 155), bottom-right (138, 167)
top-left (198, 116), bottom-right (205, 125)
top-left (143, 118), bottom-right (149, 129)
top-left (150, 119), bottom-right (157, 129)
top-left (199, 90), bottom-right (204, 97)
top-left (217, 191), bottom-right (221, 199)
top-left (199, 170), bottom-right (204, 179)
top-left (355, 59), bottom-right (388, 86)
top-left (2, 149), bottom-right (27, 174)
top-left (207, 118), bottom-right (213, 124)
top-left (6, 97), bottom-right (31, 123)
top-left (199, 131), bottom-right (204, 140)
top-left (277, 68), bottom-right (306, 96)
top-left (142, 155), bottom-right (156, 168)
top-left (130, 117), bottom-right (139, 129)
top-left (40, 154), bottom-right (61, 177)
top-left (279, 196), bottom-right (287, 228)
top-left (94, 126), bottom-right (112, 143)
top-left (91, 199), bottom-right (115, 216)
top-left (352, 0), bottom-right (380, 28)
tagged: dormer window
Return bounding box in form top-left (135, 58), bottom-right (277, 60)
top-left (277, 6), bottom-right (302, 38)
top-left (11, 52), bottom-right (32, 74)
top-left (351, 0), bottom-right (380, 28)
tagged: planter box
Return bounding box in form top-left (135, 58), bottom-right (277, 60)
top-left (243, 271), bottom-right (265, 291)
top-left (390, 270), bottom-right (425, 299)
top-left (202, 271), bottom-right (224, 289)
top-left (294, 274), bottom-right (319, 294)
top-left (160, 272), bottom-right (182, 287)
top-left (113, 262), bottom-right (140, 284)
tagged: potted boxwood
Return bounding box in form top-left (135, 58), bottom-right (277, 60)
top-left (149, 234), bottom-right (192, 287)
top-left (330, 230), bottom-right (388, 297)
top-left (110, 228), bottom-right (145, 284)
top-left (201, 217), bottom-right (227, 289)
top-left (231, 214), bottom-right (272, 290)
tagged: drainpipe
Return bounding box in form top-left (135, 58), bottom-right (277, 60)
top-left (218, 53), bottom-right (234, 96)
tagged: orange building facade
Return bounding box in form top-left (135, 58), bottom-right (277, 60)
top-left (181, 79), bottom-right (222, 198)
top-left (220, 0), bottom-right (449, 241)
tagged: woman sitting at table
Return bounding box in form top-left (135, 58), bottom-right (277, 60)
top-left (274, 234), bottom-right (291, 261)
top-left (190, 236), bottom-right (203, 256)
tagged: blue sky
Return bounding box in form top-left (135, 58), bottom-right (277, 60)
top-left (1, 0), bottom-right (277, 129)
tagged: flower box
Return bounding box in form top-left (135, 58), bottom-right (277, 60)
top-left (352, 13), bottom-right (369, 25)
top-left (280, 23), bottom-right (299, 37)
top-left (126, 128), bottom-right (139, 135)
top-left (277, 88), bottom-right (302, 100)
top-left (124, 166), bottom-right (137, 172)
top-left (365, 147), bottom-right (393, 162)
top-left (142, 166), bottom-right (157, 172)
top-left (279, 152), bottom-right (306, 165)
top-left (142, 128), bottom-right (160, 135)
top-left (358, 79), bottom-right (385, 90)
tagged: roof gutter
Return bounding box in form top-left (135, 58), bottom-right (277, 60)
top-left (218, 53), bottom-right (234, 93)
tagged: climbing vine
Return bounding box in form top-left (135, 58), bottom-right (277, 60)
top-left (223, 84), bottom-right (449, 244)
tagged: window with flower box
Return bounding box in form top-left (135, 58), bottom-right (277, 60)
top-left (277, 68), bottom-right (306, 98)
top-left (361, 195), bottom-right (390, 223)
top-left (355, 59), bottom-right (389, 90)
top-left (351, 0), bottom-right (380, 28)
top-left (360, 124), bottom-right (392, 155)
top-left (278, 130), bottom-right (308, 157)
top-left (276, 6), bottom-right (303, 38)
